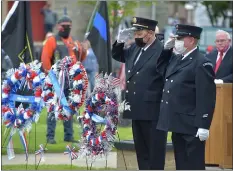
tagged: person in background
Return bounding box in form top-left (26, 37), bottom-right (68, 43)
top-left (205, 30), bottom-right (232, 83)
top-left (41, 2), bottom-right (57, 34)
top-left (41, 15), bottom-right (87, 144)
top-left (82, 36), bottom-right (99, 93)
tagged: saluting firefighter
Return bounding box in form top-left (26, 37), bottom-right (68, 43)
top-left (41, 15), bottom-right (87, 144)
top-left (112, 17), bottom-right (168, 170)
top-left (156, 24), bottom-right (216, 170)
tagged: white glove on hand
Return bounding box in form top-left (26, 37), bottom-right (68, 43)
top-left (117, 28), bottom-right (134, 43)
top-left (164, 38), bottom-right (175, 50)
top-left (196, 128), bottom-right (209, 141)
top-left (214, 79), bottom-right (223, 84)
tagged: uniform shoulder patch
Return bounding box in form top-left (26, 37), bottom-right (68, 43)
top-left (203, 62), bottom-right (213, 68)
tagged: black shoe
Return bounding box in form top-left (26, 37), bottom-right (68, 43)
top-left (64, 139), bottom-right (78, 143)
top-left (47, 139), bottom-right (57, 144)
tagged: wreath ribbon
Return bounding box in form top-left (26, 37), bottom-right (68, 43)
top-left (7, 129), bottom-right (28, 161)
top-left (48, 70), bottom-right (74, 115)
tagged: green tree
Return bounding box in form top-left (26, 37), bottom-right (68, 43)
top-left (202, 1), bottom-right (231, 27)
top-left (179, 1), bottom-right (231, 27)
top-left (78, 1), bottom-right (153, 31)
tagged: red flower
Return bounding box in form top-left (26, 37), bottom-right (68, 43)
top-left (34, 88), bottom-right (42, 97)
top-left (95, 138), bottom-right (100, 145)
top-left (15, 71), bottom-right (22, 80)
top-left (101, 131), bottom-right (106, 138)
top-left (73, 74), bottom-right (83, 81)
top-left (87, 105), bottom-right (93, 112)
top-left (3, 85), bottom-right (11, 94)
top-left (2, 106), bottom-right (10, 114)
top-left (73, 89), bottom-right (80, 94)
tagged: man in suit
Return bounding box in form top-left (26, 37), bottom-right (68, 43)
top-left (156, 24), bottom-right (216, 170)
top-left (205, 30), bottom-right (232, 83)
top-left (112, 17), bottom-right (167, 170)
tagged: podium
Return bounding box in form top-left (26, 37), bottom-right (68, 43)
top-left (205, 84), bottom-right (232, 169)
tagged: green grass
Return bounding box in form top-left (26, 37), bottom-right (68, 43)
top-left (2, 164), bottom-right (115, 170)
top-left (1, 108), bottom-right (171, 155)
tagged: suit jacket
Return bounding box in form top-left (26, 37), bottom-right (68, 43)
top-left (112, 39), bottom-right (165, 121)
top-left (205, 47), bottom-right (232, 83)
top-left (156, 48), bottom-right (216, 135)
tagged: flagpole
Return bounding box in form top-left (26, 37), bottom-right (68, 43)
top-left (84, 0), bottom-right (100, 40)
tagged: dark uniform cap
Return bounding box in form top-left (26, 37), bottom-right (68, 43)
top-left (57, 15), bottom-right (72, 24)
top-left (131, 17), bottom-right (158, 31)
top-left (175, 24), bottom-right (202, 39)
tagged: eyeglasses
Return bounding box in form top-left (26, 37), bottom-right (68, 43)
top-left (215, 39), bottom-right (228, 43)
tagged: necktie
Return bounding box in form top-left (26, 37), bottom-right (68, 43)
top-left (214, 52), bottom-right (223, 73)
top-left (134, 49), bottom-right (144, 65)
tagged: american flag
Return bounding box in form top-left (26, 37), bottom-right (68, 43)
top-left (95, 73), bottom-right (120, 87)
top-left (111, 77), bottom-right (120, 87)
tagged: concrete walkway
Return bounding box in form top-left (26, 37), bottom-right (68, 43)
top-left (2, 153), bottom-right (232, 170)
top-left (2, 152), bottom-right (117, 168)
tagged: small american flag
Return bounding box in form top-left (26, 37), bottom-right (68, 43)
top-left (111, 77), bottom-right (120, 87)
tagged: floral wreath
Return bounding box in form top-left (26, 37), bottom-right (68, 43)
top-left (42, 56), bottom-right (88, 120)
top-left (1, 61), bottom-right (45, 160)
top-left (78, 73), bottom-right (128, 159)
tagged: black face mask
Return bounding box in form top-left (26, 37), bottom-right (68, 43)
top-left (135, 38), bottom-right (146, 47)
top-left (58, 25), bottom-right (71, 38)
top-left (135, 33), bottom-right (150, 47)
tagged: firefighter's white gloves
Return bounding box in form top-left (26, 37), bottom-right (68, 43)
top-left (117, 28), bottom-right (134, 43)
top-left (196, 128), bottom-right (209, 141)
top-left (164, 38), bottom-right (175, 50)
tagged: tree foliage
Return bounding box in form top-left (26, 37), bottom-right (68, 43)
top-left (179, 1), bottom-right (231, 27)
top-left (78, 1), bottom-right (153, 30)
top-left (202, 1), bottom-right (231, 27)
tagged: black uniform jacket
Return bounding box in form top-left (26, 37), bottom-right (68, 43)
top-left (156, 48), bottom-right (216, 135)
top-left (112, 39), bottom-right (169, 121)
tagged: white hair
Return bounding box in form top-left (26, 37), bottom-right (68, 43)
top-left (216, 30), bottom-right (231, 40)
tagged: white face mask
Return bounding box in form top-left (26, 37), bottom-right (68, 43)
top-left (175, 40), bottom-right (187, 54)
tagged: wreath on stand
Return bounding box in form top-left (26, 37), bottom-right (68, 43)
top-left (77, 73), bottom-right (130, 165)
top-left (1, 61), bottom-right (45, 160)
top-left (42, 56), bottom-right (88, 121)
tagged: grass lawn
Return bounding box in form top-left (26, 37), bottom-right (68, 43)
top-left (2, 164), bottom-right (115, 170)
top-left (1, 108), bottom-right (171, 155)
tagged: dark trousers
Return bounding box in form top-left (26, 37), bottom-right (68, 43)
top-left (172, 132), bottom-right (206, 170)
top-left (46, 115), bottom-right (73, 141)
top-left (132, 120), bottom-right (167, 170)
top-left (46, 88), bottom-right (73, 141)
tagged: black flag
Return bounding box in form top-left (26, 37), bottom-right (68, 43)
top-left (2, 1), bottom-right (35, 68)
top-left (87, 1), bottom-right (112, 74)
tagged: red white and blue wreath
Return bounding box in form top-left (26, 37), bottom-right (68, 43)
top-left (77, 73), bottom-right (131, 160)
top-left (42, 56), bottom-right (88, 121)
top-left (2, 61), bottom-right (45, 160)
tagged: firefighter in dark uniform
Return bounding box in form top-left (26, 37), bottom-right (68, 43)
top-left (112, 17), bottom-right (167, 170)
top-left (156, 24), bottom-right (216, 170)
top-left (41, 15), bottom-right (87, 144)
